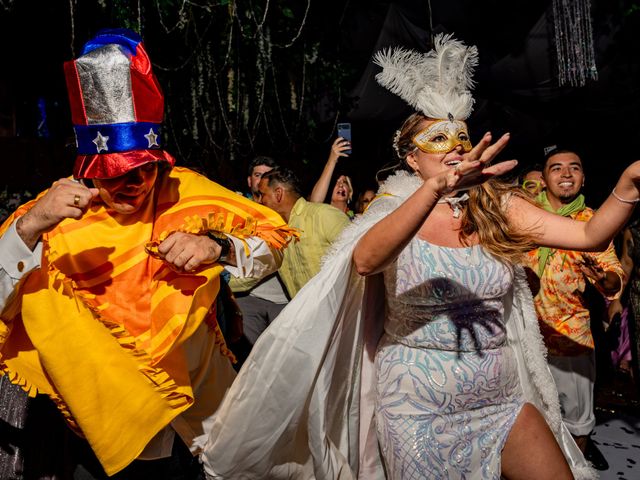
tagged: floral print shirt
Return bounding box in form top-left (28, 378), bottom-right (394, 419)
top-left (524, 208), bottom-right (624, 356)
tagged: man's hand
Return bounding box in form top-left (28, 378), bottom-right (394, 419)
top-left (157, 232), bottom-right (221, 272)
top-left (16, 178), bottom-right (99, 250)
top-left (580, 255), bottom-right (621, 295)
top-left (606, 298), bottom-right (624, 331)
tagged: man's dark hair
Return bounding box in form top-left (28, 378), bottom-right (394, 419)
top-left (261, 167), bottom-right (303, 197)
top-left (247, 156), bottom-right (278, 177)
top-left (522, 163), bottom-right (544, 176)
top-left (517, 163), bottom-right (544, 183)
top-left (542, 148), bottom-right (582, 169)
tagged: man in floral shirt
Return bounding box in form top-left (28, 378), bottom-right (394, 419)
top-left (525, 148), bottom-right (624, 469)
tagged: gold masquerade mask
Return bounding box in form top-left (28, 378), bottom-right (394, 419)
top-left (412, 119), bottom-right (472, 154)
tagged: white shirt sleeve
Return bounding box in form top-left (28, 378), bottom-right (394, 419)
top-left (0, 221), bottom-right (43, 312)
top-left (223, 235), bottom-right (283, 280)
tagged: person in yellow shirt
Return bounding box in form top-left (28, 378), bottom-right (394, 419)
top-left (257, 167), bottom-right (350, 297)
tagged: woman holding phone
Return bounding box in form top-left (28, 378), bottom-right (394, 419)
top-left (310, 135), bottom-right (355, 218)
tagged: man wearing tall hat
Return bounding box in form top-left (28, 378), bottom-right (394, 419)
top-left (0, 29), bottom-right (295, 478)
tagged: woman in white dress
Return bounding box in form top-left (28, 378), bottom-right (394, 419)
top-left (352, 111), bottom-right (567, 479)
top-left (201, 35), bottom-right (640, 480)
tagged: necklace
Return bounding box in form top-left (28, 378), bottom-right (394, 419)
top-left (437, 193), bottom-right (469, 218)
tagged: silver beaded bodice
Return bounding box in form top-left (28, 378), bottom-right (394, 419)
top-left (383, 239), bottom-right (513, 352)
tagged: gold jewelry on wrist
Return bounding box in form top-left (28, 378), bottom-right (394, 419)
top-left (611, 187), bottom-right (640, 204)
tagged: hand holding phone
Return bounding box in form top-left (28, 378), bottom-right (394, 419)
top-left (337, 123), bottom-right (352, 155)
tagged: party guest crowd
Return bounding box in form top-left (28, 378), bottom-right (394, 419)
top-left (2, 28), bottom-right (639, 480)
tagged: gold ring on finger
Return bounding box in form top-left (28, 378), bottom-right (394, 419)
top-left (73, 194), bottom-right (81, 207)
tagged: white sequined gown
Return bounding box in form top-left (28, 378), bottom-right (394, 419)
top-left (375, 238), bottom-right (524, 479)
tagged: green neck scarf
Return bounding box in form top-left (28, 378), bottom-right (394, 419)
top-left (536, 191), bottom-right (586, 277)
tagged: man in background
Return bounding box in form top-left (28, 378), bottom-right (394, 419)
top-left (230, 156), bottom-right (290, 361)
top-left (245, 156), bottom-right (278, 201)
top-left (257, 167), bottom-right (350, 298)
top-left (521, 163), bottom-right (545, 197)
top-left (524, 148), bottom-right (624, 470)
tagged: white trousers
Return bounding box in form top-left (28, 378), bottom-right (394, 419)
top-left (548, 352), bottom-right (596, 437)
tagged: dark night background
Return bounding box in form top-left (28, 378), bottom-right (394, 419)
top-left (0, 0), bottom-right (639, 206)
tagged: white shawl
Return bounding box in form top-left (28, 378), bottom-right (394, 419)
top-left (201, 172), bottom-right (597, 480)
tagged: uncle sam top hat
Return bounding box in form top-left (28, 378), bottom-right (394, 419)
top-left (64, 28), bottom-right (175, 179)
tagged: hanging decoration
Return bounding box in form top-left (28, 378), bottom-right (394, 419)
top-left (552, 0), bottom-right (598, 87)
top-left (142, 1), bottom-right (346, 173)
top-left (1, 0), bottom-right (354, 186)
top-left (8, 0), bottom-right (351, 183)
top-left (0, 0), bottom-right (15, 12)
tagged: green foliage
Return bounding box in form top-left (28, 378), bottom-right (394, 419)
top-left (111, 0), bottom-right (139, 31)
top-left (281, 7), bottom-right (294, 19)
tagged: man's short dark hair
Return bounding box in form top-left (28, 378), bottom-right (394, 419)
top-left (261, 167), bottom-right (303, 197)
top-left (248, 156), bottom-right (278, 177)
top-left (542, 148), bottom-right (582, 169)
top-left (522, 163), bottom-right (544, 175)
top-left (518, 163), bottom-right (544, 182)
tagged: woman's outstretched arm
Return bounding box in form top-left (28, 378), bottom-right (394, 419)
top-left (509, 162), bottom-right (640, 251)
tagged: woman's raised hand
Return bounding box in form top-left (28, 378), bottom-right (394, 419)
top-left (329, 137), bottom-right (352, 161)
top-left (437, 132), bottom-right (517, 194)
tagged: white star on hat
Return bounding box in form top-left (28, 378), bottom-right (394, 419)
top-left (144, 128), bottom-right (159, 148)
top-left (92, 131), bottom-right (110, 153)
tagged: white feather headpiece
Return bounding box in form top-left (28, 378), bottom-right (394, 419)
top-left (373, 34), bottom-right (479, 120)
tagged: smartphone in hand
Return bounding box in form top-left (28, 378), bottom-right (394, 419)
top-left (337, 122), bottom-right (352, 154)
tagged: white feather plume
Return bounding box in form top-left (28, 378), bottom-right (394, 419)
top-left (373, 33), bottom-right (479, 120)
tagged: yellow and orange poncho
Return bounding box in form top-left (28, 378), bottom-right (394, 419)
top-left (0, 166), bottom-right (297, 475)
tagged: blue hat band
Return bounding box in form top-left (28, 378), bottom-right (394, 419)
top-left (81, 29), bottom-right (142, 57)
top-left (75, 122), bottom-right (162, 155)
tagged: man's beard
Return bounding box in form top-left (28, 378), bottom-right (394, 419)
top-left (558, 192), bottom-right (579, 203)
